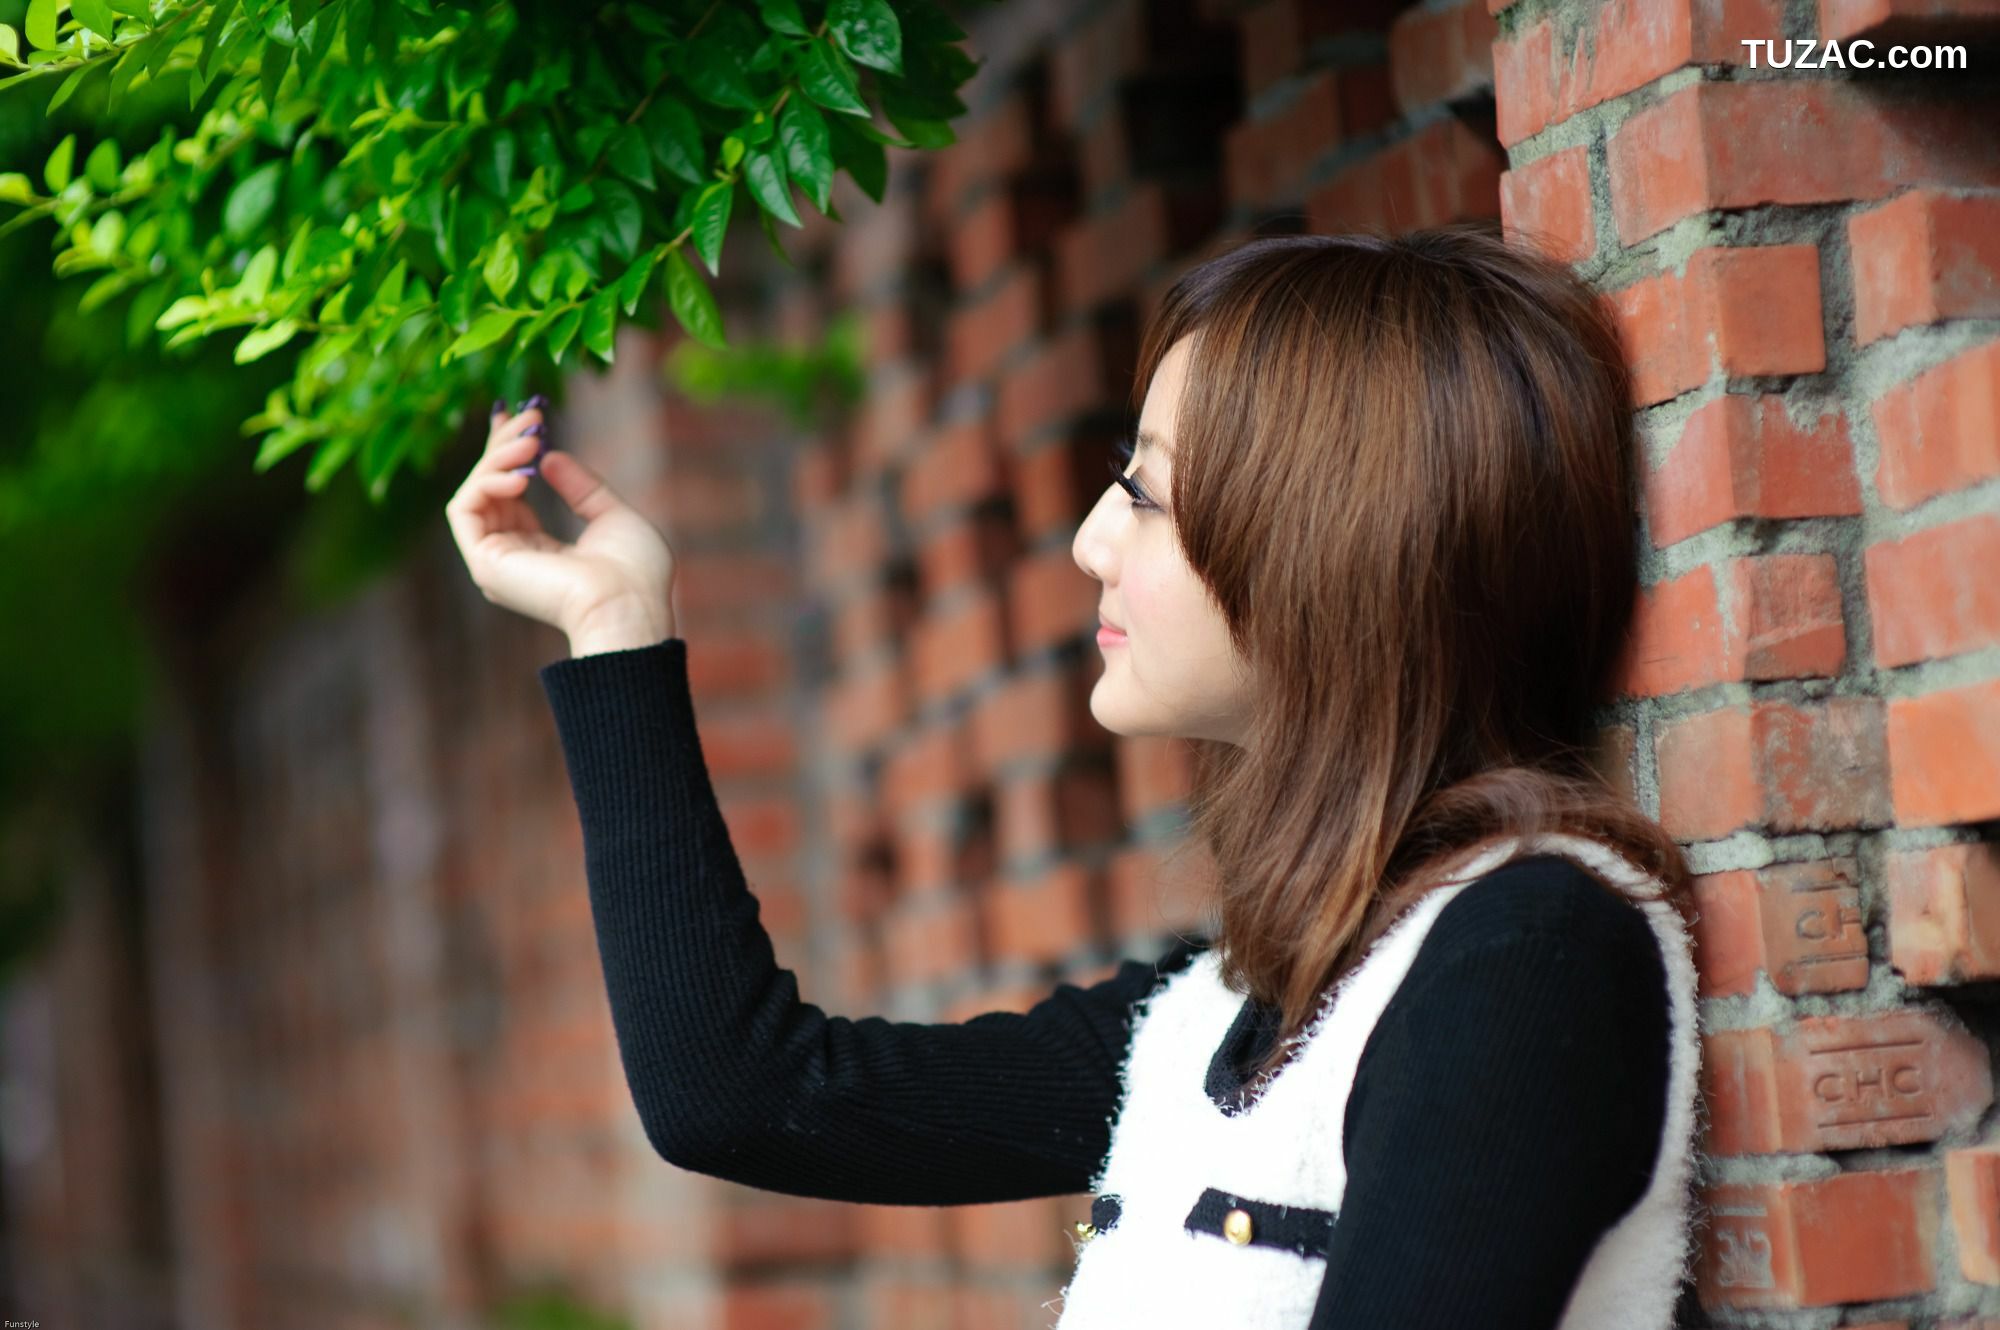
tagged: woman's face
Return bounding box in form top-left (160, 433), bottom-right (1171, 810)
top-left (1072, 335), bottom-right (1253, 747)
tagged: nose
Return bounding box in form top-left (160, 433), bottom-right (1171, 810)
top-left (1072, 484), bottom-right (1119, 584)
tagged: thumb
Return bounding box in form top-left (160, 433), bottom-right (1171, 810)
top-left (538, 449), bottom-right (627, 523)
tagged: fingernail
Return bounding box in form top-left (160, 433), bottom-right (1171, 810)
top-left (510, 463), bottom-right (539, 477)
top-left (523, 422), bottom-right (544, 437)
top-left (491, 398), bottom-right (506, 417)
top-left (526, 393), bottom-right (548, 410)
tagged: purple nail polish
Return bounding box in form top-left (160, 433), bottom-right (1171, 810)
top-left (526, 393), bottom-right (548, 410)
top-left (491, 398), bottom-right (506, 416)
top-left (523, 422), bottom-right (544, 437)
top-left (510, 462), bottom-right (539, 477)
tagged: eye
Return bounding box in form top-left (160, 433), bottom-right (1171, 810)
top-left (1107, 436), bottom-right (1162, 513)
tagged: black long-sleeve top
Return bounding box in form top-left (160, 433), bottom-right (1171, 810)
top-left (538, 636), bottom-right (1673, 1327)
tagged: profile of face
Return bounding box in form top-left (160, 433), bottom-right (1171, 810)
top-left (1071, 335), bottom-right (1254, 747)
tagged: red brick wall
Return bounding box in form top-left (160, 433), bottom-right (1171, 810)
top-left (1494, 0), bottom-right (2000, 1319)
top-left (7, 0), bottom-right (2000, 1327)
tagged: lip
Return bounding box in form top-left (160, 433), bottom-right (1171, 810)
top-left (1096, 624), bottom-right (1128, 645)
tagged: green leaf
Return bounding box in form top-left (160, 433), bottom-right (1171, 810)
top-left (642, 96), bottom-right (705, 186)
top-left (758, 198), bottom-right (793, 268)
top-left (799, 38), bottom-right (869, 116)
top-left (83, 139), bottom-right (120, 192)
top-left (679, 32), bottom-right (759, 109)
top-left (444, 307), bottom-right (528, 361)
top-left (581, 286), bottom-right (617, 363)
top-left (438, 268), bottom-right (475, 331)
top-left (744, 145), bottom-right (800, 228)
top-left (78, 269), bottom-right (133, 313)
top-left (608, 123), bottom-right (653, 190)
top-left (473, 126), bottom-right (516, 198)
top-left (719, 135), bottom-right (744, 171)
top-left (71, 0), bottom-right (118, 40)
top-left (546, 305), bottom-right (583, 362)
top-left (756, 0), bottom-right (809, 36)
top-left (42, 133), bottom-right (75, 193)
top-left (235, 318), bottom-right (301, 363)
top-left (0, 24), bottom-right (19, 63)
top-left (778, 99), bottom-right (832, 212)
top-left (690, 180), bottom-right (731, 277)
top-left (594, 178), bottom-right (641, 263)
top-left (828, 0), bottom-right (902, 75)
top-left (618, 245), bottom-right (663, 315)
top-left (664, 248), bottom-right (724, 349)
top-left (23, 0), bottom-right (57, 51)
top-left (238, 244), bottom-right (278, 304)
top-left (0, 173), bottom-right (34, 204)
top-left (199, 0), bottom-right (238, 81)
top-left (45, 64), bottom-right (88, 115)
top-left (827, 112), bottom-right (887, 203)
top-left (155, 294), bottom-right (213, 330)
top-left (483, 231), bottom-right (519, 301)
top-left (223, 161), bottom-right (284, 241)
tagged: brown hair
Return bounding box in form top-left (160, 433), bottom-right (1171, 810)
top-left (1135, 223), bottom-right (1694, 1083)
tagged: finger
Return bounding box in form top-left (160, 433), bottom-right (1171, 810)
top-left (473, 420), bottom-right (545, 480)
top-left (537, 449), bottom-right (625, 523)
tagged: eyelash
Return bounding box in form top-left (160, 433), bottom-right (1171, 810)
top-left (1106, 436), bottom-right (1162, 513)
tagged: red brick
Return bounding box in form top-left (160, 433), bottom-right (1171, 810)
top-left (1609, 245), bottom-right (1825, 407)
top-left (823, 657), bottom-right (909, 754)
top-left (909, 590), bottom-right (1009, 706)
top-left (881, 892), bottom-right (979, 985)
top-left (1850, 189), bottom-right (2000, 345)
top-left (968, 664), bottom-right (1102, 778)
top-left (902, 417), bottom-right (1007, 526)
top-left (997, 326), bottom-right (1112, 450)
top-left (1696, 1169), bottom-right (1941, 1308)
top-left (1222, 71), bottom-right (1343, 210)
top-left (1007, 546), bottom-right (1102, 657)
top-left (1305, 116), bottom-right (1504, 233)
top-left (1888, 842), bottom-right (2000, 986)
top-left (981, 862), bottom-right (1098, 963)
top-left (1238, 0), bottom-right (1353, 98)
top-left (1617, 556), bottom-right (1844, 696)
top-left (1608, 82), bottom-right (2000, 246)
top-left (720, 1283), bottom-right (836, 1330)
top-left (1887, 678), bottom-right (2000, 827)
top-left (1947, 1145), bottom-right (2000, 1284)
top-left (924, 95), bottom-right (1034, 226)
top-left (833, 193), bottom-right (917, 301)
top-left (1866, 513), bottom-right (2000, 667)
top-left (1870, 338), bottom-right (2000, 509)
top-left (944, 264), bottom-right (1044, 389)
top-left (914, 509), bottom-right (1017, 600)
top-left (1655, 698), bottom-right (1890, 840)
top-left (996, 768), bottom-right (1123, 868)
top-left (850, 367), bottom-right (930, 468)
top-left (880, 718), bottom-right (973, 822)
top-left (1106, 842), bottom-right (1210, 939)
top-left (945, 1196), bottom-right (1070, 1269)
top-left (1704, 1009), bottom-right (1992, 1154)
top-left (1499, 144), bottom-right (1595, 265)
top-left (1495, 0), bottom-right (1784, 146)
top-left (1056, 180), bottom-right (1219, 316)
top-left (1646, 395), bottom-right (1862, 546)
top-left (1388, 0), bottom-right (1498, 114)
top-left (717, 1197), bottom-right (858, 1269)
top-left (1689, 859), bottom-right (1868, 999)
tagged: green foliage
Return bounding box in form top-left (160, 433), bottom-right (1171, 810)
top-left (663, 304), bottom-right (863, 426)
top-left (0, 0), bottom-right (982, 506)
top-left (491, 1286), bottom-right (632, 1330)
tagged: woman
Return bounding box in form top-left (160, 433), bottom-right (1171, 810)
top-left (445, 225), bottom-right (1706, 1328)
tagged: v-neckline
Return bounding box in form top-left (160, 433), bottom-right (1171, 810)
top-left (1205, 991), bottom-right (1288, 1116)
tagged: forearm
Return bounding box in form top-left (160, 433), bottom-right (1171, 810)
top-left (539, 637), bottom-right (1193, 1204)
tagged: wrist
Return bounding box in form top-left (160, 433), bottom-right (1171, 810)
top-left (567, 599), bottom-right (675, 657)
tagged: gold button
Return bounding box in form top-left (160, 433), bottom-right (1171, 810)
top-left (1072, 1220), bottom-right (1097, 1242)
top-left (1223, 1208), bottom-right (1253, 1245)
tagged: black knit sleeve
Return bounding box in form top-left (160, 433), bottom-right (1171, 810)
top-left (1306, 858), bottom-right (1672, 1327)
top-left (538, 636), bottom-right (1208, 1206)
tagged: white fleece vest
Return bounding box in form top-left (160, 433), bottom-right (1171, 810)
top-left (1046, 833), bottom-right (1705, 1330)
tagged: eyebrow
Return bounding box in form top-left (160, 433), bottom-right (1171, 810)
top-left (1136, 429), bottom-right (1173, 458)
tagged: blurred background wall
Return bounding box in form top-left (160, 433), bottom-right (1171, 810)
top-left (6, 0), bottom-right (2000, 1327)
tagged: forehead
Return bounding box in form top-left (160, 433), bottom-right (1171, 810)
top-left (1137, 337), bottom-right (1194, 458)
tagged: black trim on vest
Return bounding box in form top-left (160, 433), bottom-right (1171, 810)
top-left (1183, 1186), bottom-right (1339, 1258)
top-left (1205, 994), bottom-right (1285, 1116)
top-left (1090, 1193), bottom-right (1123, 1232)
